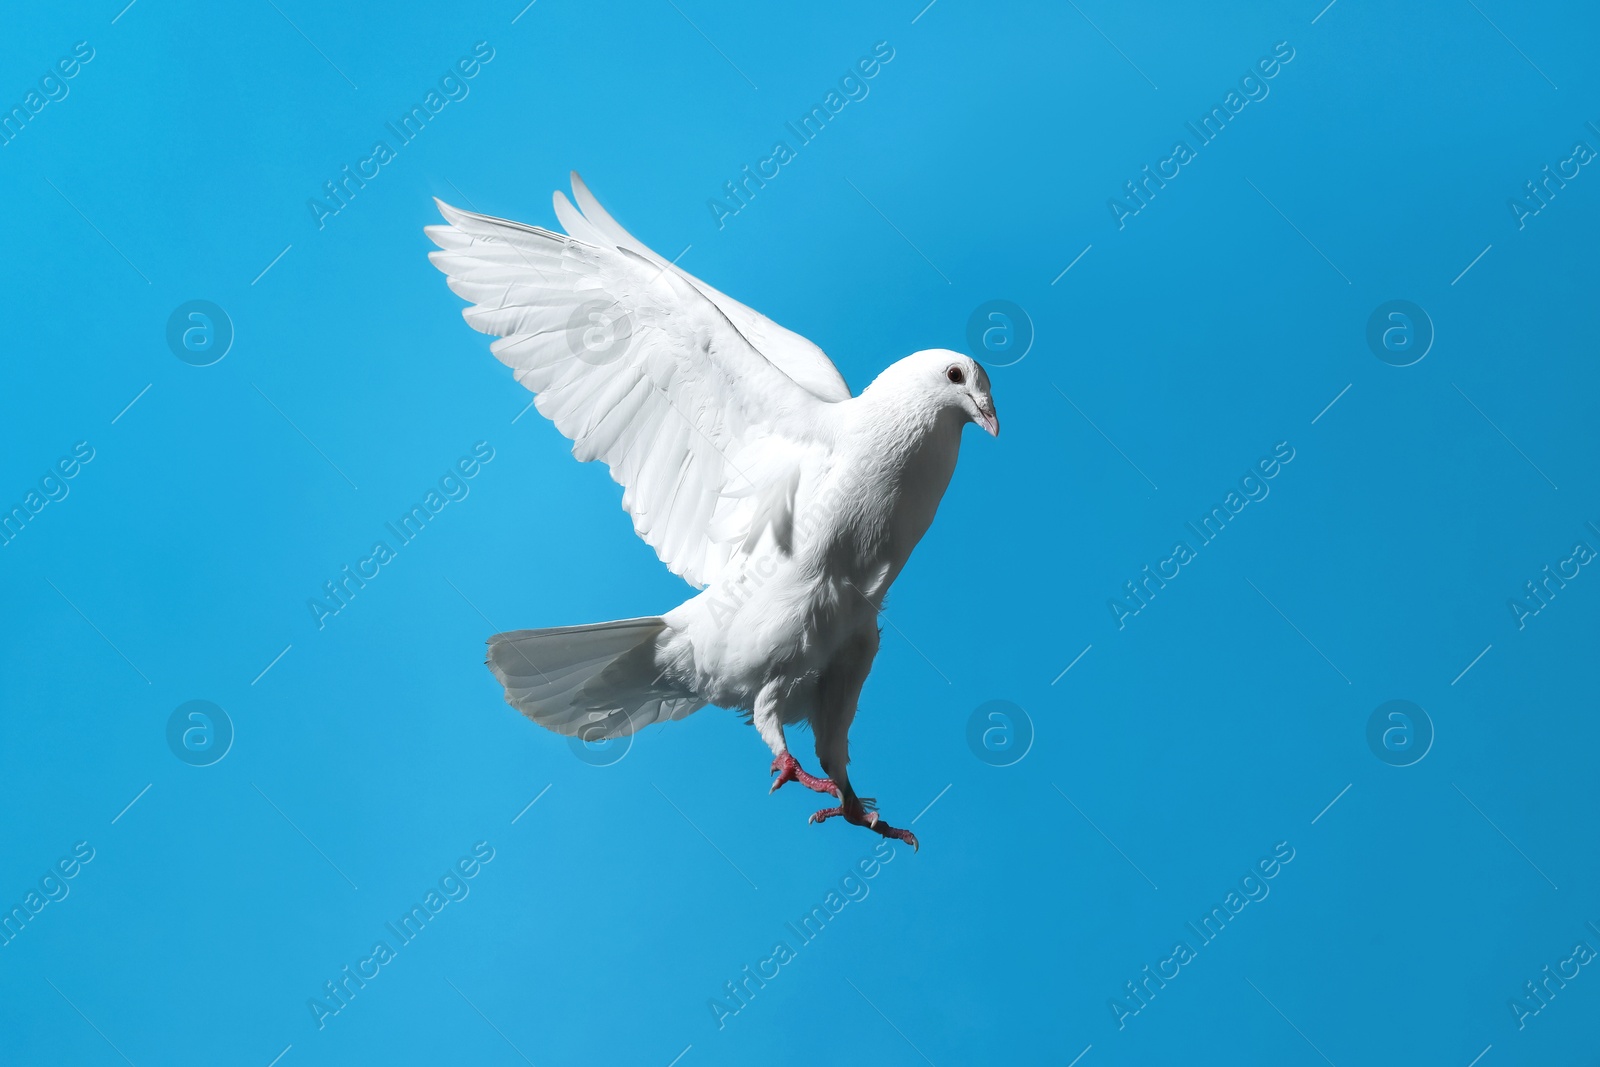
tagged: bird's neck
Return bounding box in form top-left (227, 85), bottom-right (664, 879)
top-left (849, 384), bottom-right (962, 456)
top-left (822, 390), bottom-right (965, 592)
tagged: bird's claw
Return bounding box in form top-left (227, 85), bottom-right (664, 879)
top-left (769, 753), bottom-right (839, 797)
top-left (808, 801), bottom-right (919, 851)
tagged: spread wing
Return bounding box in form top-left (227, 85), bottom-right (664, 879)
top-left (556, 171), bottom-right (852, 403)
top-left (425, 181), bottom-right (847, 589)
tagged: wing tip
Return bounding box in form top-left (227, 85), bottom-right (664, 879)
top-left (433, 198), bottom-right (479, 232)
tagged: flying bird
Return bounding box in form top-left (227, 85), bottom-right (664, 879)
top-left (426, 173), bottom-right (998, 848)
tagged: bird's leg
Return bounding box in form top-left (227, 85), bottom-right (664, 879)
top-left (770, 752), bottom-right (839, 796)
top-left (808, 796), bottom-right (919, 851)
top-left (753, 686), bottom-right (839, 797)
top-left (806, 669), bottom-right (917, 848)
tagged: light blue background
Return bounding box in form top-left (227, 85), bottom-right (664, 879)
top-left (2, 1), bottom-right (1598, 1064)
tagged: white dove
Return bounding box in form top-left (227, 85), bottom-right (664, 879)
top-left (426, 173), bottom-right (998, 848)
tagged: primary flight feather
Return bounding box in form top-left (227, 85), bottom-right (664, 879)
top-left (426, 173), bottom-right (998, 847)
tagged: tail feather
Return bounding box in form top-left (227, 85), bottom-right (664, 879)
top-left (486, 617), bottom-right (703, 740)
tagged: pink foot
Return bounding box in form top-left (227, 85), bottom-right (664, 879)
top-left (809, 798), bottom-right (919, 851)
top-left (770, 753), bottom-right (839, 797)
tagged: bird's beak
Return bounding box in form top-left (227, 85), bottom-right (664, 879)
top-left (975, 399), bottom-right (999, 437)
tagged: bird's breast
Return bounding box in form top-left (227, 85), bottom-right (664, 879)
top-left (804, 414), bottom-right (962, 593)
top-left (661, 411), bottom-right (964, 706)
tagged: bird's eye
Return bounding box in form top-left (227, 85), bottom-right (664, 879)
top-left (946, 366), bottom-right (965, 385)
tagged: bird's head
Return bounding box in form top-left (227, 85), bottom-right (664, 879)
top-left (901, 348), bottom-right (999, 437)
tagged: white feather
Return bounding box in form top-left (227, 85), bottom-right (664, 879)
top-left (428, 175), bottom-right (999, 840)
